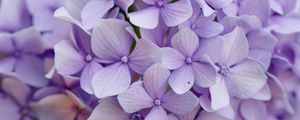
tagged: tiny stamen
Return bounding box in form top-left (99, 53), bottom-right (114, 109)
top-left (121, 56), bottom-right (129, 63)
top-left (155, 1), bottom-right (164, 8)
top-left (154, 99), bottom-right (161, 106)
top-left (85, 54), bottom-right (93, 62)
top-left (220, 66), bottom-right (230, 75)
top-left (186, 57), bottom-right (192, 64)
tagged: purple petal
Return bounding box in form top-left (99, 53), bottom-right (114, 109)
top-left (240, 100), bottom-right (267, 120)
top-left (193, 36), bottom-right (224, 63)
top-left (117, 81), bottom-right (154, 113)
top-left (0, 95), bottom-right (21, 120)
top-left (239, 0), bottom-right (271, 22)
top-left (89, 97), bottom-right (130, 120)
top-left (80, 60), bottom-right (102, 94)
top-left (0, 0), bottom-right (31, 31)
top-left (193, 20), bottom-right (224, 38)
top-left (161, 0), bottom-right (193, 26)
top-left (227, 59), bottom-right (268, 99)
top-left (115, 0), bottom-right (134, 12)
top-left (145, 106), bottom-right (168, 120)
top-left (270, 16), bottom-right (300, 34)
top-left (54, 40), bottom-right (85, 75)
top-left (171, 28), bottom-right (199, 57)
top-left (247, 30), bottom-right (277, 51)
top-left (209, 75), bottom-right (230, 110)
top-left (199, 94), bottom-right (213, 112)
top-left (63, 0), bottom-right (88, 20)
top-left (192, 62), bottom-right (217, 88)
top-left (128, 7), bottom-right (160, 29)
top-left (128, 39), bottom-right (162, 74)
top-left (168, 65), bottom-right (194, 94)
top-left (140, 20), bottom-right (169, 47)
top-left (269, 0), bottom-right (284, 14)
top-left (15, 55), bottom-right (48, 87)
top-left (248, 49), bottom-right (272, 71)
top-left (13, 27), bottom-right (44, 54)
top-left (220, 27), bottom-right (249, 66)
top-left (220, 15), bottom-right (261, 34)
top-left (0, 33), bottom-right (14, 53)
top-left (1, 77), bottom-right (30, 106)
top-left (54, 7), bottom-right (89, 34)
top-left (81, 0), bottom-right (114, 30)
top-left (143, 64), bottom-right (170, 99)
top-left (205, 0), bottom-right (233, 9)
top-left (0, 57), bottom-right (16, 74)
top-left (162, 91), bottom-right (199, 115)
top-left (91, 19), bottom-right (133, 63)
top-left (177, 105), bottom-right (201, 120)
top-left (161, 47), bottom-right (185, 70)
top-left (195, 0), bottom-right (216, 17)
top-left (92, 62), bottom-right (131, 98)
top-left (196, 111), bottom-right (229, 120)
top-left (253, 84), bottom-right (271, 101)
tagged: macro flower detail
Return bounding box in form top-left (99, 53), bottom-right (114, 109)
top-left (209, 27), bottom-right (268, 110)
top-left (128, 0), bottom-right (193, 29)
top-left (161, 28), bottom-right (220, 94)
top-left (0, 0), bottom-right (300, 119)
top-left (91, 19), bottom-right (162, 98)
top-left (117, 64), bottom-right (199, 120)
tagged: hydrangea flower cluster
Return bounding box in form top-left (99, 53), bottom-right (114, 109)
top-left (0, 0), bottom-right (300, 120)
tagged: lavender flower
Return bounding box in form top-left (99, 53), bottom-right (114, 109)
top-left (117, 64), bottom-right (199, 120)
top-left (91, 19), bottom-right (162, 98)
top-left (209, 27), bottom-right (267, 110)
top-left (128, 0), bottom-right (193, 29)
top-left (161, 28), bottom-right (221, 94)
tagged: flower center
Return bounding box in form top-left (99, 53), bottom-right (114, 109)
top-left (13, 50), bottom-right (21, 58)
top-left (185, 57), bottom-right (192, 64)
top-left (154, 99), bottom-right (161, 106)
top-left (155, 1), bottom-right (164, 8)
top-left (85, 54), bottom-right (93, 62)
top-left (121, 56), bottom-right (128, 63)
top-left (131, 113), bottom-right (143, 120)
top-left (220, 66), bottom-right (230, 75)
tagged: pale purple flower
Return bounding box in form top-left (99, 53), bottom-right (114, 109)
top-left (128, 0), bottom-right (193, 29)
top-left (161, 28), bottom-right (222, 94)
top-left (54, 25), bottom-right (102, 94)
top-left (117, 64), bottom-right (199, 120)
top-left (0, 27), bottom-right (48, 87)
top-left (91, 19), bottom-right (162, 98)
top-left (209, 27), bottom-right (267, 110)
top-left (220, 15), bottom-right (278, 70)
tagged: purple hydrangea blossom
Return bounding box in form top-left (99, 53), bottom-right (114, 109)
top-left (0, 0), bottom-right (300, 119)
top-left (128, 0), bottom-right (193, 29)
top-left (117, 64), bottom-right (199, 120)
top-left (91, 19), bottom-right (162, 98)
